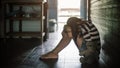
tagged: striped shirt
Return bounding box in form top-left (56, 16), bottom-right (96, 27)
top-left (78, 21), bottom-right (100, 43)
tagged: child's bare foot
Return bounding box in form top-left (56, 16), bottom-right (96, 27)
top-left (40, 51), bottom-right (58, 59)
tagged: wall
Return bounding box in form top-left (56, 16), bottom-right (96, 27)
top-left (90, 0), bottom-right (120, 67)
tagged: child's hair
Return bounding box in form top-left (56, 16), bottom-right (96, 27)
top-left (66, 17), bottom-right (83, 39)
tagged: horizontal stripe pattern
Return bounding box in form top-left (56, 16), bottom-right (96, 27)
top-left (79, 21), bottom-right (100, 43)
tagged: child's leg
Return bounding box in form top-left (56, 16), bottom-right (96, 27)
top-left (40, 25), bottom-right (72, 59)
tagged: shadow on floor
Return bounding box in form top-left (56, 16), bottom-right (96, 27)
top-left (1, 38), bottom-right (42, 66)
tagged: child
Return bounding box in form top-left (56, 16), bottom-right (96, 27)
top-left (40, 17), bottom-right (101, 64)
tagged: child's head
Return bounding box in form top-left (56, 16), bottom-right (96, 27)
top-left (67, 17), bottom-right (81, 25)
top-left (66, 17), bottom-right (83, 37)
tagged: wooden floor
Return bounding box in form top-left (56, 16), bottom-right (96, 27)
top-left (2, 23), bottom-right (106, 68)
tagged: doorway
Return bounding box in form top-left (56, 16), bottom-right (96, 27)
top-left (58, 0), bottom-right (81, 23)
top-left (55, 0), bottom-right (81, 61)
